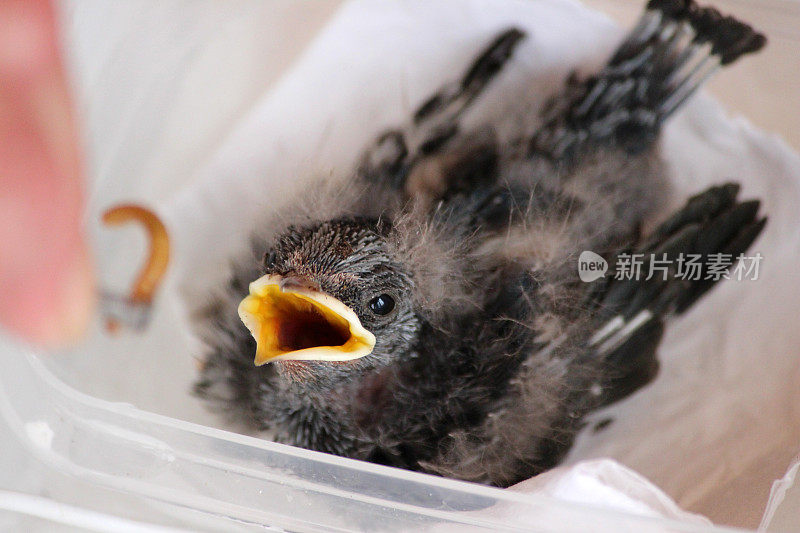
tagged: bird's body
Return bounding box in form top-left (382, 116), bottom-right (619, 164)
top-left (193, 0), bottom-right (767, 487)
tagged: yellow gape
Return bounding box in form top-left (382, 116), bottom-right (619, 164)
top-left (238, 274), bottom-right (376, 365)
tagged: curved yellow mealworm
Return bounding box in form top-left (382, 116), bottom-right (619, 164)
top-left (102, 204), bottom-right (170, 331)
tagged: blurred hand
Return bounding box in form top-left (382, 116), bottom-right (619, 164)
top-left (0, 0), bottom-right (93, 347)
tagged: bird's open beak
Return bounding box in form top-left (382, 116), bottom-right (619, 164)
top-left (238, 274), bottom-right (376, 365)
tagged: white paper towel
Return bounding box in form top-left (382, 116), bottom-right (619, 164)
top-left (58, 0), bottom-right (800, 529)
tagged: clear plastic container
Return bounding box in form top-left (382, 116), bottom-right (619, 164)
top-left (0, 341), bottom-right (740, 532)
top-left (2, 0), bottom-right (799, 531)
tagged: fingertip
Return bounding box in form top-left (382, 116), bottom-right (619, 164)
top-left (47, 246), bottom-right (96, 348)
top-left (0, 0), bottom-right (60, 81)
top-left (0, 245), bottom-right (95, 350)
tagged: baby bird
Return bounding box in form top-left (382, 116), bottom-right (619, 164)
top-left (193, 0), bottom-right (767, 487)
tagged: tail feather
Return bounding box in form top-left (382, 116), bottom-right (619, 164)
top-left (642, 182), bottom-right (740, 247)
top-left (530, 0), bottom-right (766, 161)
top-left (675, 211), bottom-right (766, 312)
top-left (585, 183), bottom-right (766, 404)
top-left (360, 29), bottom-right (526, 188)
top-left (656, 1), bottom-right (766, 117)
top-left (414, 29), bottom-right (526, 126)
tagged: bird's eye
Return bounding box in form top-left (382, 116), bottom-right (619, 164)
top-left (368, 294), bottom-right (395, 316)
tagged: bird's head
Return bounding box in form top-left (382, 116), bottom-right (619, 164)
top-left (238, 217), bottom-right (420, 388)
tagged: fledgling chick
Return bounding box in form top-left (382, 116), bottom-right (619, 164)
top-left (193, 0), bottom-right (767, 487)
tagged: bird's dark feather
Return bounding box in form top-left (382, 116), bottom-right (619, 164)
top-left (193, 0), bottom-right (767, 487)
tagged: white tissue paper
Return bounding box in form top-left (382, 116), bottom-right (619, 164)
top-left (59, 0), bottom-right (800, 530)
